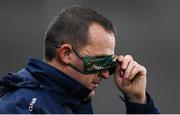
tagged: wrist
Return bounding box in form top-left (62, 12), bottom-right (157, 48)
top-left (125, 93), bottom-right (147, 104)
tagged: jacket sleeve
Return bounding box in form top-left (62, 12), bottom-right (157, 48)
top-left (121, 93), bottom-right (159, 114)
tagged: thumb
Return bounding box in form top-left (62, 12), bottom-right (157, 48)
top-left (114, 62), bottom-right (123, 84)
top-left (115, 55), bottom-right (124, 78)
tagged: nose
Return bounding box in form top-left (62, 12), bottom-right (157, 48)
top-left (99, 69), bottom-right (110, 79)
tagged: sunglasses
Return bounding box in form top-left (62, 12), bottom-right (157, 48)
top-left (72, 49), bottom-right (119, 75)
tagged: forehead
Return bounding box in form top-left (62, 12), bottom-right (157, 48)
top-left (80, 23), bottom-right (115, 56)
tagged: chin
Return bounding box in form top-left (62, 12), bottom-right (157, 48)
top-left (87, 90), bottom-right (96, 99)
top-left (88, 84), bottom-right (98, 90)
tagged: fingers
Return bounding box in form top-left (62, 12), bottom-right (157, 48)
top-left (123, 60), bottom-right (137, 79)
top-left (115, 60), bottom-right (123, 79)
top-left (117, 55), bottom-right (146, 80)
top-left (114, 55), bottom-right (147, 103)
top-left (118, 55), bottom-right (124, 62)
top-left (121, 55), bottom-right (133, 71)
top-left (115, 55), bottom-right (124, 78)
top-left (131, 65), bottom-right (147, 78)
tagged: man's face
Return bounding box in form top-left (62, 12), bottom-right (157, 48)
top-left (70, 23), bottom-right (115, 90)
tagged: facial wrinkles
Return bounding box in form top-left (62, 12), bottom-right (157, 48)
top-left (71, 23), bottom-right (115, 90)
top-left (80, 46), bottom-right (96, 57)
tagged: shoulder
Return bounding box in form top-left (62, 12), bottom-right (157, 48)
top-left (0, 87), bottom-right (47, 113)
top-left (0, 87), bottom-right (67, 113)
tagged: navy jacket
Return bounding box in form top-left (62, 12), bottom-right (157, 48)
top-left (0, 58), bottom-right (159, 113)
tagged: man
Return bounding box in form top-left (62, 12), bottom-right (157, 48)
top-left (0, 6), bottom-right (159, 113)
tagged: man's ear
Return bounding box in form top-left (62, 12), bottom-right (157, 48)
top-left (56, 44), bottom-right (73, 64)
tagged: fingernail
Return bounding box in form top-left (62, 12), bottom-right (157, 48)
top-left (118, 56), bottom-right (124, 61)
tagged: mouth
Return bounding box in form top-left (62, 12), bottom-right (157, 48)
top-left (92, 81), bottom-right (100, 87)
top-left (91, 77), bottom-right (102, 89)
top-left (89, 82), bottom-right (100, 90)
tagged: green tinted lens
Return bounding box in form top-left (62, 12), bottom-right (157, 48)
top-left (70, 48), bottom-right (119, 74)
top-left (83, 55), bottom-right (118, 74)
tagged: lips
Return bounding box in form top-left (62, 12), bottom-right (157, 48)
top-left (92, 81), bottom-right (100, 86)
top-left (91, 77), bottom-right (102, 88)
top-left (93, 83), bottom-right (99, 87)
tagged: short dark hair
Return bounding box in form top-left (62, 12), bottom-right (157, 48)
top-left (44, 6), bottom-right (115, 61)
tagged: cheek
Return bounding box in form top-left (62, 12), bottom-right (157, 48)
top-left (82, 75), bottom-right (95, 85)
top-left (76, 60), bottom-right (84, 70)
top-left (72, 56), bottom-right (84, 71)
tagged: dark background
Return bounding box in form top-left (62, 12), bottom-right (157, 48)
top-left (0, 0), bottom-right (179, 113)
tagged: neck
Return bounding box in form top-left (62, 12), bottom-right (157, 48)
top-left (46, 58), bottom-right (67, 74)
top-left (45, 58), bottom-right (83, 82)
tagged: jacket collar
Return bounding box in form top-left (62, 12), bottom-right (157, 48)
top-left (26, 58), bottom-right (92, 100)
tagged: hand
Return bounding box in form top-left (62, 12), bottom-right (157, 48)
top-left (114, 55), bottom-right (147, 104)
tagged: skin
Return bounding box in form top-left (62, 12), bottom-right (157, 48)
top-left (48, 22), bottom-right (147, 104)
